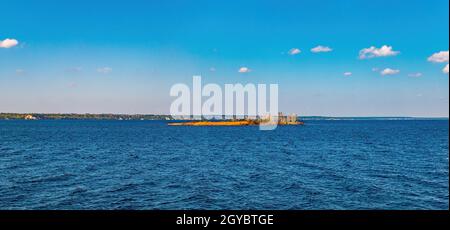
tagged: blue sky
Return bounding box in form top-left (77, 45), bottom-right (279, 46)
top-left (0, 0), bottom-right (449, 116)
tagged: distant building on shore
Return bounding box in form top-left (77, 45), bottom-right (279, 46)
top-left (287, 114), bottom-right (298, 124)
top-left (276, 112), bottom-right (299, 125)
top-left (24, 115), bottom-right (37, 120)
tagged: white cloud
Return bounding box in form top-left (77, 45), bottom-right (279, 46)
top-left (15, 69), bottom-right (25, 75)
top-left (97, 67), bottom-right (112, 74)
top-left (359, 45), bottom-right (399, 59)
top-left (428, 51), bottom-right (449, 74)
top-left (311, 45), bottom-right (332, 53)
top-left (209, 67), bottom-right (216, 72)
top-left (408, 72), bottom-right (422, 77)
top-left (381, 68), bottom-right (400, 76)
top-left (343, 72), bottom-right (352, 76)
top-left (288, 48), bottom-right (301, 55)
top-left (371, 67), bottom-right (379, 72)
top-left (238, 67), bottom-right (251, 73)
top-left (428, 51), bottom-right (449, 63)
top-left (0, 38), bottom-right (19, 48)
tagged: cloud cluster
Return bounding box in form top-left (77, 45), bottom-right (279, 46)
top-left (288, 48), bottom-right (301, 55)
top-left (0, 38), bottom-right (19, 48)
top-left (427, 51), bottom-right (449, 63)
top-left (380, 68), bottom-right (400, 76)
top-left (428, 51), bottom-right (449, 74)
top-left (359, 45), bottom-right (399, 59)
top-left (4, 36), bottom-right (447, 79)
top-left (238, 67), bottom-right (251, 73)
top-left (311, 46), bottom-right (332, 53)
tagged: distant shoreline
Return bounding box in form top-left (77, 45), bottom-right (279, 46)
top-left (0, 113), bottom-right (448, 121)
top-left (0, 113), bottom-right (172, 121)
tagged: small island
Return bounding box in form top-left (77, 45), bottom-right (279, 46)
top-left (168, 113), bottom-right (304, 126)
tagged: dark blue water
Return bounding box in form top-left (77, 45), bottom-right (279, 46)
top-left (0, 120), bottom-right (448, 210)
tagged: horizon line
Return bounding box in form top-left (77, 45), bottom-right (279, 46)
top-left (0, 112), bottom-right (448, 119)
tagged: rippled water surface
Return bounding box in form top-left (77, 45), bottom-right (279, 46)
top-left (0, 120), bottom-right (448, 210)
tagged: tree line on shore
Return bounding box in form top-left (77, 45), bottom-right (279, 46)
top-left (0, 113), bottom-right (173, 120)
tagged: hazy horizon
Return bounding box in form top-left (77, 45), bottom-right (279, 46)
top-left (0, 111), bottom-right (448, 119)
